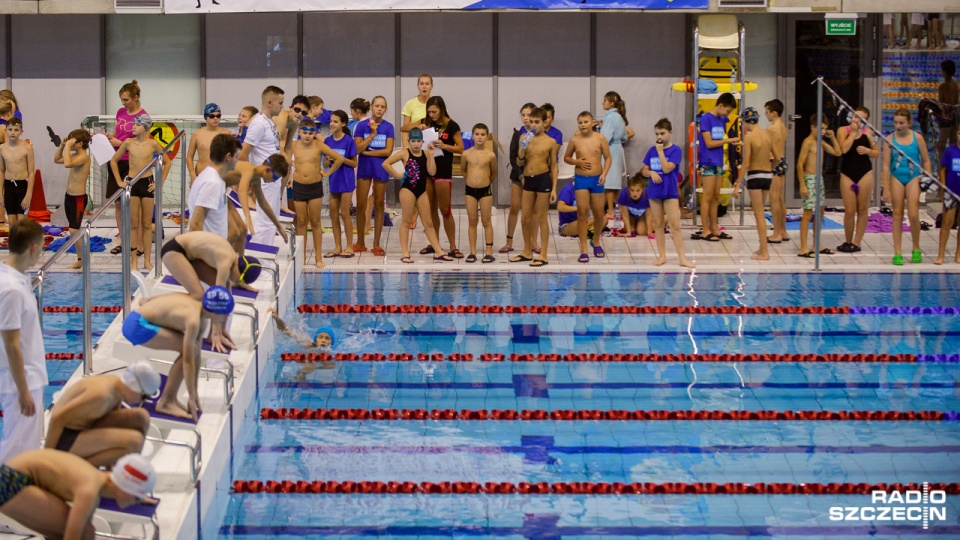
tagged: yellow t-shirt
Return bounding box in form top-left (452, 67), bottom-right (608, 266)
top-left (401, 97), bottom-right (427, 125)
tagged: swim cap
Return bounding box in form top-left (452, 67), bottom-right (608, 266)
top-left (202, 285), bottom-right (235, 315)
top-left (134, 113), bottom-right (153, 130)
top-left (741, 107), bottom-right (759, 124)
top-left (238, 256), bottom-right (262, 284)
top-left (408, 127), bottom-right (423, 141)
top-left (313, 326), bottom-right (335, 348)
top-left (203, 103), bottom-right (221, 117)
top-left (110, 454), bottom-right (156, 499)
top-left (121, 361), bottom-right (161, 398)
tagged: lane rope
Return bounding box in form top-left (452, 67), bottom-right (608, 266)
top-left (280, 352), bottom-right (937, 363)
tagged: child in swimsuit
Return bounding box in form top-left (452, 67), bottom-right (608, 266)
top-left (836, 107), bottom-right (879, 253)
top-left (882, 108), bottom-right (932, 265)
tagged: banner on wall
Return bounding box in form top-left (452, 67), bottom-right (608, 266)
top-left (170, 0), bottom-right (708, 14)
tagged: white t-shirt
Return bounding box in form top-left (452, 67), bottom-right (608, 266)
top-left (188, 166), bottom-right (228, 238)
top-left (0, 262), bottom-right (48, 394)
top-left (245, 112), bottom-right (280, 166)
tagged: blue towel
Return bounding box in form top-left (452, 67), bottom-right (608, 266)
top-left (46, 235), bottom-right (111, 253)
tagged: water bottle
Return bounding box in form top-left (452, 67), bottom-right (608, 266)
top-left (730, 68), bottom-right (737, 87)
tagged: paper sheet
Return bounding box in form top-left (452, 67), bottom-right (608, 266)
top-left (90, 133), bottom-right (117, 166)
top-left (420, 127), bottom-right (443, 157)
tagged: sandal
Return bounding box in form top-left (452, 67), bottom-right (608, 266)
top-left (481, 254), bottom-right (495, 264)
top-left (704, 234), bottom-right (721, 242)
top-left (819, 248), bottom-right (834, 255)
top-left (449, 249), bottom-right (464, 259)
top-left (718, 232), bottom-right (733, 240)
top-left (419, 245), bottom-right (435, 255)
top-left (529, 259), bottom-right (549, 267)
top-left (509, 255), bottom-right (533, 263)
top-left (593, 246), bottom-right (605, 258)
top-left (766, 237), bottom-right (782, 244)
top-left (836, 243), bottom-right (852, 253)
top-left (578, 253), bottom-right (590, 263)
top-left (401, 256), bottom-right (414, 264)
top-left (434, 253), bottom-right (453, 262)
top-left (892, 254), bottom-right (904, 266)
top-left (371, 246), bottom-right (386, 256)
top-left (136, 250), bottom-right (144, 257)
top-left (911, 249), bottom-right (922, 264)
top-left (498, 236), bottom-right (514, 253)
top-left (339, 252), bottom-right (355, 258)
top-left (690, 230), bottom-right (704, 240)
top-left (323, 251), bottom-right (341, 258)
top-left (797, 252), bottom-right (816, 258)
top-left (465, 254), bottom-right (477, 263)
top-left (849, 244), bottom-right (862, 253)
top-left (110, 245), bottom-right (123, 255)
top-left (352, 244), bottom-right (368, 252)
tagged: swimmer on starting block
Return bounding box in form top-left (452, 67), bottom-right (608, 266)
top-left (122, 287), bottom-right (235, 420)
top-left (45, 361), bottom-right (160, 468)
top-left (268, 308), bottom-right (335, 379)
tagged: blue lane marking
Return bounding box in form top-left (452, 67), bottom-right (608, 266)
top-left (220, 524), bottom-right (960, 536)
top-left (513, 375), bottom-right (549, 398)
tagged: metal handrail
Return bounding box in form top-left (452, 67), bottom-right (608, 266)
top-left (32, 130), bottom-right (185, 375)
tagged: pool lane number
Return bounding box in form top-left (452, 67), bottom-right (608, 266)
top-left (826, 19), bottom-right (856, 36)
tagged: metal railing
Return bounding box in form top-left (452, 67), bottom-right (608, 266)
top-left (33, 131), bottom-right (185, 375)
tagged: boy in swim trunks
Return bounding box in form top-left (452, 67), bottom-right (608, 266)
top-left (765, 99), bottom-right (789, 244)
top-left (564, 111), bottom-right (611, 263)
top-left (291, 117), bottom-right (344, 268)
top-left (512, 107), bottom-right (558, 267)
top-left (461, 123), bottom-right (497, 263)
top-left (735, 107), bottom-right (780, 261)
top-left (122, 287), bottom-right (234, 420)
top-left (110, 113), bottom-right (172, 271)
top-left (0, 450), bottom-right (155, 538)
top-left (186, 103), bottom-right (231, 185)
top-left (796, 115), bottom-right (842, 258)
top-left (45, 361), bottom-right (159, 467)
top-left (0, 118), bottom-right (35, 226)
top-left (54, 129), bottom-right (92, 269)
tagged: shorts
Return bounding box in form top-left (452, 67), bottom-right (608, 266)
top-left (465, 184), bottom-right (492, 200)
top-left (106, 160), bottom-right (129, 199)
top-left (3, 179), bottom-right (27, 215)
top-left (54, 427), bottom-right (81, 452)
top-left (160, 237), bottom-right (187, 259)
top-left (802, 174), bottom-right (822, 211)
top-left (122, 311), bottom-right (162, 346)
top-left (773, 157), bottom-right (788, 177)
top-left (746, 170), bottom-right (773, 191)
top-left (699, 165), bottom-right (724, 178)
top-left (64, 193), bottom-right (88, 230)
top-left (0, 465), bottom-right (33, 507)
top-left (292, 180), bottom-right (324, 202)
top-left (130, 176), bottom-right (155, 199)
top-left (573, 174), bottom-right (603, 194)
top-left (883, 13), bottom-right (892, 26)
top-left (626, 206), bottom-right (646, 219)
top-left (523, 172), bottom-right (552, 193)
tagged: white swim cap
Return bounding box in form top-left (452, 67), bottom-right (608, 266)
top-left (121, 361), bottom-right (161, 398)
top-left (110, 454), bottom-right (156, 499)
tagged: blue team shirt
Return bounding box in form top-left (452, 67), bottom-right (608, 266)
top-left (355, 119), bottom-right (395, 181)
top-left (698, 112), bottom-right (728, 167)
top-left (942, 145), bottom-right (960, 195)
top-left (617, 186), bottom-right (650, 213)
top-left (324, 133), bottom-right (358, 192)
top-left (557, 182), bottom-right (577, 227)
top-left (642, 144), bottom-right (683, 199)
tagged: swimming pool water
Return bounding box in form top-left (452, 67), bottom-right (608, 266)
top-left (219, 272), bottom-right (960, 539)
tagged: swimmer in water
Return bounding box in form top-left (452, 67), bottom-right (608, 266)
top-left (268, 308), bottom-right (335, 379)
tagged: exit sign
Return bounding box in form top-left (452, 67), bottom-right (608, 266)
top-left (826, 19), bottom-right (856, 35)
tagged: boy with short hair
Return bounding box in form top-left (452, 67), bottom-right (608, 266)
top-left (796, 116), bottom-right (842, 258)
top-left (291, 117), bottom-right (344, 268)
top-left (461, 123), bottom-right (497, 263)
top-left (765, 99), bottom-right (789, 244)
top-left (937, 60), bottom-right (958, 158)
top-left (564, 111), bottom-right (611, 262)
top-left (186, 103), bottom-right (231, 185)
top-left (541, 103), bottom-right (563, 147)
top-left (0, 118), bottom-right (35, 226)
top-left (697, 93), bottom-right (740, 242)
top-left (735, 107), bottom-right (779, 261)
top-left (512, 107), bottom-right (558, 267)
top-left (54, 129), bottom-right (92, 269)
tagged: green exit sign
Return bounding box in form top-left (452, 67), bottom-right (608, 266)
top-left (826, 19), bottom-right (856, 35)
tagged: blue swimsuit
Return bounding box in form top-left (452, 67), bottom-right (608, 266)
top-left (889, 132), bottom-right (921, 186)
top-left (122, 311), bottom-right (162, 346)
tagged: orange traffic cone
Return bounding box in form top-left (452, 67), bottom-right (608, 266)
top-left (28, 169), bottom-right (52, 222)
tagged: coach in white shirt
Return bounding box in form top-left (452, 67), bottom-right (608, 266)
top-left (239, 85), bottom-right (286, 246)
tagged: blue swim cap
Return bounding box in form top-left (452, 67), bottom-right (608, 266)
top-left (408, 127), bottom-right (423, 141)
top-left (202, 286), bottom-right (234, 315)
top-left (238, 256), bottom-right (262, 284)
top-left (313, 326), bottom-right (335, 348)
top-left (741, 107), bottom-right (760, 124)
top-left (204, 103), bottom-right (221, 117)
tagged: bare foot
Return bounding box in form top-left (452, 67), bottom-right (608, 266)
top-left (131, 256), bottom-right (139, 270)
top-left (955, 254), bottom-right (960, 264)
top-left (678, 257), bottom-right (696, 268)
top-left (653, 257), bottom-right (667, 267)
top-left (934, 257), bottom-right (944, 265)
top-left (70, 259), bottom-right (82, 270)
top-left (751, 251), bottom-right (770, 261)
top-left (155, 400), bottom-right (192, 420)
top-left (144, 261), bottom-right (154, 271)
top-left (315, 259), bottom-right (325, 269)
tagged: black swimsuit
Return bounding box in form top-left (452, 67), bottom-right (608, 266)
top-left (400, 151), bottom-right (429, 199)
top-left (840, 129), bottom-right (873, 184)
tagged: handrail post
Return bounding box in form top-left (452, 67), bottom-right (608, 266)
top-left (121, 186), bottom-right (132, 318)
top-left (738, 23), bottom-right (747, 227)
top-left (814, 78), bottom-right (823, 272)
top-left (154, 157), bottom-right (164, 278)
top-left (81, 227), bottom-right (93, 375)
top-left (180, 130), bottom-right (188, 235)
top-left (692, 24), bottom-right (700, 228)
top-left (35, 269), bottom-right (44, 331)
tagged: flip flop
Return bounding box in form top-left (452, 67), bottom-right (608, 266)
top-left (529, 259), bottom-right (549, 267)
top-left (498, 246), bottom-right (514, 254)
top-left (509, 255), bottom-right (533, 263)
top-left (578, 253), bottom-right (590, 263)
top-left (766, 238), bottom-right (782, 244)
top-left (718, 232), bottom-right (733, 240)
top-left (110, 245), bottom-right (123, 255)
top-left (690, 230), bottom-right (704, 240)
top-left (401, 256), bottom-right (414, 264)
top-left (419, 245), bottom-right (435, 255)
top-left (704, 234), bottom-right (721, 242)
top-left (434, 254), bottom-right (453, 262)
top-left (323, 251), bottom-right (341, 258)
top-left (339, 252), bottom-right (355, 258)
top-left (819, 248), bottom-right (834, 255)
top-left (797, 252), bottom-right (816, 258)
top-left (593, 246), bottom-right (605, 258)
top-left (482, 254), bottom-right (495, 264)
top-left (371, 246), bottom-right (386, 256)
top-left (449, 249), bottom-right (464, 259)
top-left (465, 254), bottom-right (477, 263)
